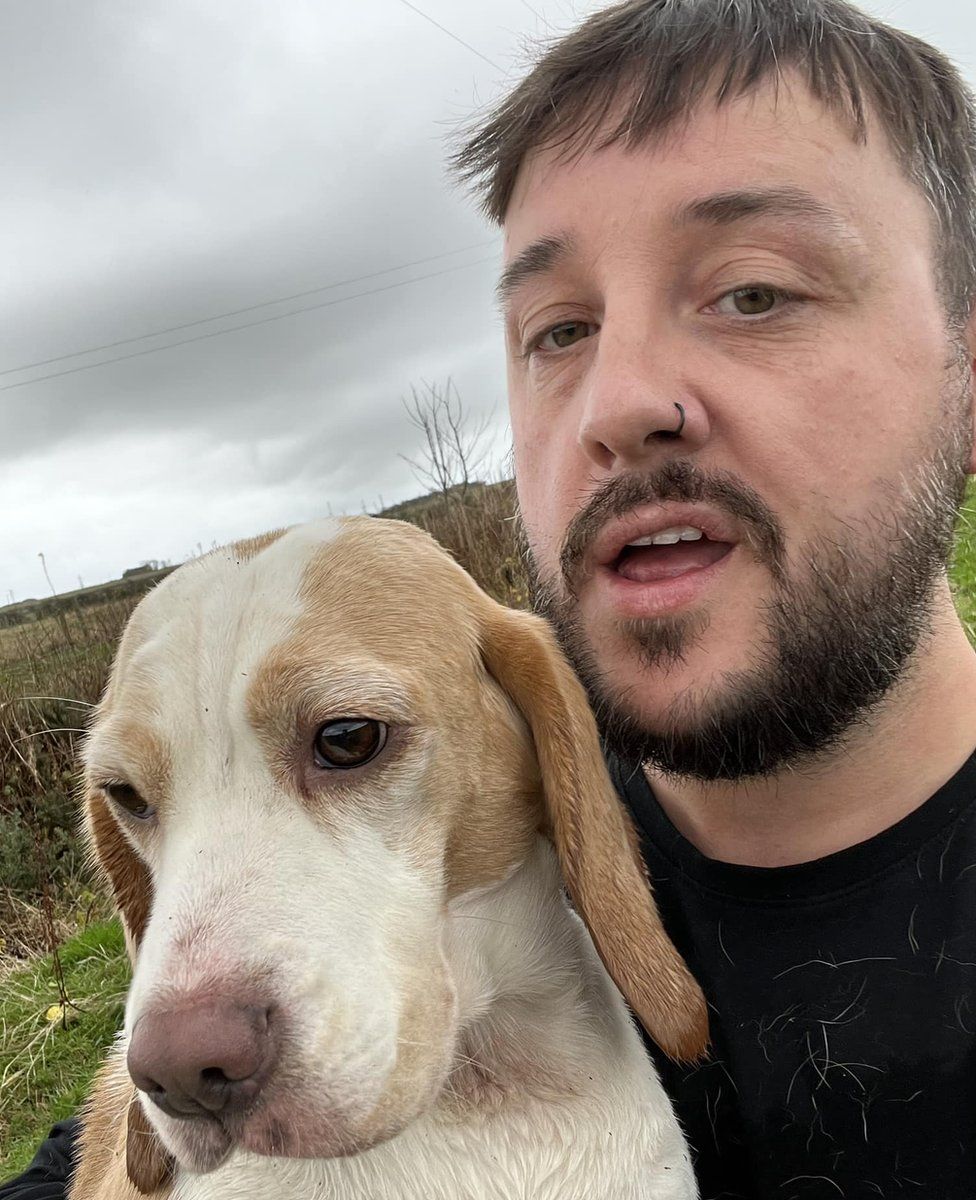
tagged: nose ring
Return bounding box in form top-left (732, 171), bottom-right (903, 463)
top-left (658, 402), bottom-right (686, 440)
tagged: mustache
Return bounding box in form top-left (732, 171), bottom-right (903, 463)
top-left (558, 460), bottom-right (786, 594)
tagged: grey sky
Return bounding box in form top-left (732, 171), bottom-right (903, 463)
top-left (2, 0), bottom-right (973, 601)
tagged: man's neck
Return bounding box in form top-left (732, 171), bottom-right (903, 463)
top-left (644, 599), bottom-right (976, 868)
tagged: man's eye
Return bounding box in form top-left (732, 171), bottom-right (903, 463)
top-left (714, 285), bottom-right (789, 317)
top-left (535, 320), bottom-right (596, 352)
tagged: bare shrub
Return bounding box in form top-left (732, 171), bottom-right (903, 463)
top-left (400, 379), bottom-right (493, 501)
top-left (392, 381), bottom-right (528, 608)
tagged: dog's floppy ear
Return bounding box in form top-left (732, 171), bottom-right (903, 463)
top-left (82, 792), bottom-right (175, 1191)
top-left (478, 602), bottom-right (709, 1063)
top-left (126, 1094), bottom-right (174, 1194)
top-left (70, 1049), bottom-right (174, 1198)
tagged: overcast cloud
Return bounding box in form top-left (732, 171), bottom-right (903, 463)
top-left (2, 0), bottom-right (974, 601)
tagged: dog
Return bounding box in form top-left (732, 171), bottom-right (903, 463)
top-left (69, 516), bottom-right (707, 1200)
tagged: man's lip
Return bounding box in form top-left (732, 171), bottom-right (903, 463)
top-left (596, 544), bottom-right (736, 619)
top-left (590, 504), bottom-right (741, 570)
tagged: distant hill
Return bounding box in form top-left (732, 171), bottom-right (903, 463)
top-left (0, 566), bottom-right (176, 629)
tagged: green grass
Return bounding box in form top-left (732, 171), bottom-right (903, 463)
top-left (952, 483), bottom-right (976, 640)
top-left (0, 920), bottom-right (129, 1177)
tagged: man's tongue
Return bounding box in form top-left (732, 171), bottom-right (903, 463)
top-left (616, 539), bottom-right (731, 583)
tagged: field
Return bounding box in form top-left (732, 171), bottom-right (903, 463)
top-left (0, 478), bottom-right (973, 1176)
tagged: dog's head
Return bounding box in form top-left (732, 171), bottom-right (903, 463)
top-left (82, 517), bottom-right (706, 1188)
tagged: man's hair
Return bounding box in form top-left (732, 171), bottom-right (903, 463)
top-left (452, 0), bottom-right (976, 322)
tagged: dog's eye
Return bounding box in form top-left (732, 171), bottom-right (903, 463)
top-left (313, 719), bottom-right (387, 769)
top-left (102, 781), bottom-right (155, 820)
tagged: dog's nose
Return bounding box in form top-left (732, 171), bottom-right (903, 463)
top-left (128, 1000), bottom-right (277, 1121)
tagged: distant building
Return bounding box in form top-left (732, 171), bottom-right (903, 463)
top-left (121, 560), bottom-right (166, 579)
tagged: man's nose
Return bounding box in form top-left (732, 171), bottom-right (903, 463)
top-left (127, 999), bottom-right (278, 1121)
top-left (577, 333), bottom-right (708, 469)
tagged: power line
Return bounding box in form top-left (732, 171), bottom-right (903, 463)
top-left (0, 1), bottom-right (503, 390)
top-left (0, 239), bottom-right (497, 379)
top-left (396, 0), bottom-right (502, 71)
top-left (0, 254), bottom-right (497, 392)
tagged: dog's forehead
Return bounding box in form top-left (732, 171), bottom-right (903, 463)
top-left (102, 517), bottom-right (481, 719)
top-left (290, 518), bottom-right (482, 660)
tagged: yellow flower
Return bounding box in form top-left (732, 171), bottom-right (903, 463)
top-left (45, 1003), bottom-right (78, 1025)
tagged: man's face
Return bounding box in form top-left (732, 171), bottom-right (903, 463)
top-left (503, 76), bottom-right (975, 778)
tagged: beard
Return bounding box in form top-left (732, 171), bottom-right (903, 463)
top-left (527, 369), bottom-right (973, 782)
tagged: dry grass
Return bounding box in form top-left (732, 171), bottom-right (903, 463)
top-left (0, 596), bottom-right (137, 971)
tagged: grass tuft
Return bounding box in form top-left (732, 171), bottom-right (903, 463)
top-left (0, 920), bottom-right (129, 1176)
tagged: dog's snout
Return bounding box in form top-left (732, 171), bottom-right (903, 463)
top-left (128, 1000), bottom-right (277, 1122)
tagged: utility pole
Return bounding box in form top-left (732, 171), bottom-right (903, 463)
top-left (38, 552), bottom-right (58, 597)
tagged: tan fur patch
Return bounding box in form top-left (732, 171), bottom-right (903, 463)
top-left (245, 518), bottom-right (542, 891)
top-left (83, 723), bottom-right (170, 950)
top-left (230, 528), bottom-right (289, 562)
top-left (85, 793), bottom-right (153, 949)
top-left (69, 1051), bottom-right (172, 1199)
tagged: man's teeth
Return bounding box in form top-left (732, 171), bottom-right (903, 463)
top-left (627, 526), bottom-right (704, 547)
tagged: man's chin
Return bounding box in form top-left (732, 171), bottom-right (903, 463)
top-left (550, 623), bottom-right (790, 779)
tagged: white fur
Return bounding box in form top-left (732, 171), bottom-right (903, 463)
top-left (168, 844), bottom-right (695, 1200)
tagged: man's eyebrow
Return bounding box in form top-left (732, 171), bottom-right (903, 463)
top-left (674, 186), bottom-right (850, 234)
top-left (496, 190), bottom-right (850, 311)
top-left (496, 232), bottom-right (576, 309)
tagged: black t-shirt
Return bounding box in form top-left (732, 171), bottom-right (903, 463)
top-left (610, 748), bottom-right (976, 1200)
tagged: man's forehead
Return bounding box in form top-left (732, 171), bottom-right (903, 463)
top-left (494, 74), bottom-right (926, 314)
top-left (498, 73), bottom-right (907, 275)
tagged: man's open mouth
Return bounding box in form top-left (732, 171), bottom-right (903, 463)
top-left (613, 525), bottom-right (735, 583)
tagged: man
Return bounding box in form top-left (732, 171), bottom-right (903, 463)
top-left (5, 1), bottom-right (975, 1197)
top-left (452, 0), bottom-right (976, 1196)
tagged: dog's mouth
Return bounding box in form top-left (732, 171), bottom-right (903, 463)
top-left (155, 1110), bottom-right (328, 1173)
top-left (157, 1110), bottom-right (235, 1173)
top-left (151, 1092), bottom-right (402, 1173)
